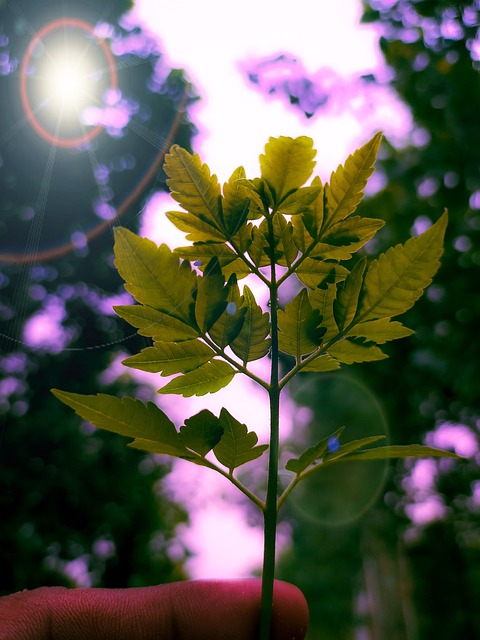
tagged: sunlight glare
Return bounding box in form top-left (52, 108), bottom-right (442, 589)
top-left (42, 49), bottom-right (95, 116)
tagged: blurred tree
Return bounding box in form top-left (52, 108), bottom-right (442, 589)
top-left (0, 0), bottom-right (197, 593)
top-left (278, 1), bottom-right (480, 637)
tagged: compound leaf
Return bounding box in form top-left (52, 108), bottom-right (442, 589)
top-left (260, 136), bottom-right (316, 204)
top-left (158, 360), bottom-right (236, 397)
top-left (180, 409), bottom-right (224, 456)
top-left (122, 340), bottom-right (214, 376)
top-left (51, 390), bottom-right (187, 457)
top-left (114, 228), bottom-right (197, 323)
top-left (357, 212), bottom-right (447, 322)
top-left (214, 407), bottom-right (268, 473)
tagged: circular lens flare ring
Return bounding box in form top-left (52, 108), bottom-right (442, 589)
top-left (20, 17), bottom-right (118, 149)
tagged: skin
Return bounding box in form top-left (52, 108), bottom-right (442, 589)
top-left (0, 579), bottom-right (309, 640)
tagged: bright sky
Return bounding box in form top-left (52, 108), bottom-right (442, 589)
top-left (129, 0), bottom-right (412, 580)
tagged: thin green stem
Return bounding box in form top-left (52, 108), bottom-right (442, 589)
top-left (195, 455), bottom-right (265, 510)
top-left (258, 214), bottom-right (280, 640)
top-left (200, 333), bottom-right (270, 391)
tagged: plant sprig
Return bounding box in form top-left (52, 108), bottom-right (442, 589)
top-left (53, 133), bottom-right (459, 640)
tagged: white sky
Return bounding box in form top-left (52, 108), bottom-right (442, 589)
top-left (129, 0), bottom-right (412, 580)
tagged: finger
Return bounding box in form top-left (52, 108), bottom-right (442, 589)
top-left (0, 579), bottom-right (308, 640)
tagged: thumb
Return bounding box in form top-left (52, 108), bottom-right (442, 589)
top-left (0, 579), bottom-right (309, 640)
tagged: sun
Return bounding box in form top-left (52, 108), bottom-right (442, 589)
top-left (20, 17), bottom-right (117, 148)
top-left (42, 48), bottom-right (97, 117)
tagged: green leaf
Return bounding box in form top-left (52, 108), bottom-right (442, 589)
top-left (208, 275), bottom-right (246, 349)
top-left (324, 131), bottom-right (382, 230)
top-left (213, 408), bottom-right (268, 473)
top-left (278, 289), bottom-right (323, 359)
top-left (173, 242), bottom-right (237, 268)
top-left (51, 390), bottom-right (187, 457)
top-left (318, 216), bottom-right (385, 260)
top-left (222, 166), bottom-right (251, 237)
top-left (271, 214), bottom-right (298, 267)
top-left (333, 257), bottom-right (367, 331)
top-left (247, 221), bottom-right (271, 267)
top-left (195, 258), bottom-right (228, 332)
top-left (260, 136), bottom-right (316, 204)
top-left (285, 427), bottom-right (345, 474)
top-left (165, 211), bottom-right (226, 243)
top-left (344, 444), bottom-right (462, 461)
top-left (180, 409), bottom-right (224, 456)
top-left (301, 354), bottom-right (340, 372)
top-left (230, 285), bottom-right (271, 363)
top-left (114, 228), bottom-right (197, 323)
top-left (323, 435), bottom-right (386, 463)
top-left (296, 260), bottom-right (349, 289)
top-left (291, 177), bottom-right (324, 252)
top-left (329, 338), bottom-right (387, 364)
top-left (122, 340), bottom-right (215, 375)
top-left (114, 304), bottom-right (199, 342)
top-left (356, 212), bottom-right (448, 322)
top-left (276, 185), bottom-right (321, 215)
top-left (158, 360), bottom-right (236, 396)
top-left (309, 283), bottom-right (339, 343)
top-left (164, 145), bottom-right (224, 232)
top-left (346, 318), bottom-right (414, 344)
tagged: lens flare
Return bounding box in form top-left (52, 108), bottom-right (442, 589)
top-left (20, 17), bottom-right (117, 148)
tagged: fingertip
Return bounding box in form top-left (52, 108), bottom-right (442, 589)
top-left (271, 580), bottom-right (309, 640)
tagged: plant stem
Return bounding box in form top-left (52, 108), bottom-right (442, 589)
top-left (258, 215), bottom-right (281, 640)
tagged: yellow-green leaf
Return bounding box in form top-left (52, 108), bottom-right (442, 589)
top-left (357, 212), bottom-right (448, 322)
top-left (213, 407), bottom-right (268, 473)
top-left (285, 427), bottom-right (345, 474)
top-left (333, 257), bottom-right (367, 331)
top-left (222, 166), bottom-right (250, 237)
top-left (324, 131), bottom-right (382, 230)
top-left (165, 211), bottom-right (226, 243)
top-left (344, 444), bottom-right (462, 461)
top-left (278, 289), bottom-right (323, 359)
top-left (301, 354), bottom-right (340, 372)
top-left (114, 305), bottom-right (199, 342)
top-left (209, 275), bottom-right (246, 349)
top-left (164, 145), bottom-right (224, 230)
top-left (158, 360), bottom-right (236, 396)
top-left (51, 390), bottom-right (187, 456)
top-left (260, 136), bottom-right (316, 203)
top-left (122, 340), bottom-right (215, 376)
top-left (329, 338), bottom-right (387, 364)
top-left (346, 318), bottom-right (414, 344)
top-left (230, 286), bottom-right (271, 363)
top-left (309, 283), bottom-right (338, 343)
top-left (296, 260), bottom-right (349, 289)
top-left (180, 409), bottom-right (224, 456)
top-left (114, 228), bottom-right (197, 323)
top-left (195, 258), bottom-right (228, 332)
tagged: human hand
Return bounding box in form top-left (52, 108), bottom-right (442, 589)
top-left (0, 578), bottom-right (308, 640)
